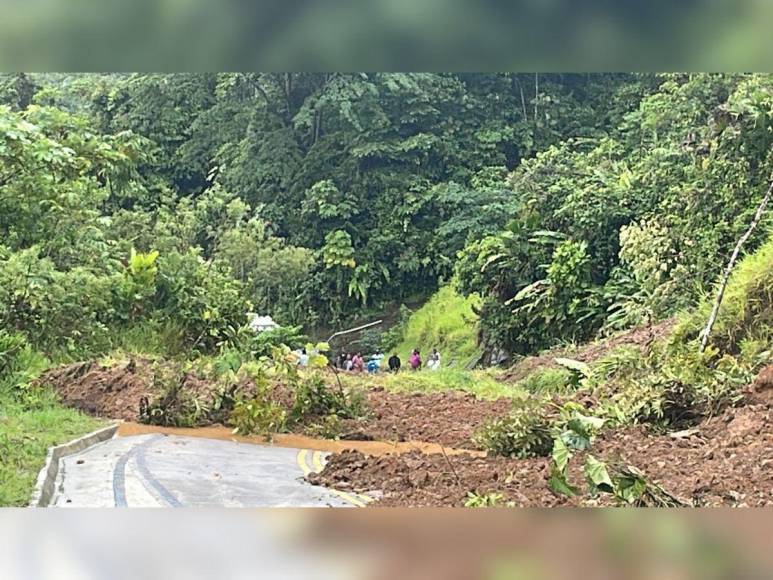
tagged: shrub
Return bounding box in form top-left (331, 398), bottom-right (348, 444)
top-left (230, 394), bottom-right (287, 439)
top-left (596, 343), bottom-right (749, 428)
top-left (291, 374), bottom-right (364, 422)
top-left (464, 491), bottom-right (504, 508)
top-left (516, 367), bottom-right (574, 396)
top-left (0, 331), bottom-right (48, 398)
top-left (474, 398), bottom-right (553, 458)
top-left (144, 365), bottom-right (213, 427)
top-left (304, 414), bottom-right (345, 439)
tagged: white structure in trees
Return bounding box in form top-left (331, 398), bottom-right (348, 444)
top-left (247, 313), bottom-right (280, 333)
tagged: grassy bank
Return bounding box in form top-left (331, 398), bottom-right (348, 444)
top-left (0, 392), bottom-right (102, 506)
top-left (341, 367), bottom-right (524, 401)
top-left (395, 286), bottom-right (482, 368)
top-left (0, 335), bottom-right (103, 506)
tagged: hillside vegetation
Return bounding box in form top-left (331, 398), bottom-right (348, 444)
top-left (395, 286), bottom-right (481, 367)
top-left (2, 73), bottom-right (773, 506)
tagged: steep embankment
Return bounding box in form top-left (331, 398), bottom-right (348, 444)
top-left (395, 286), bottom-right (481, 368)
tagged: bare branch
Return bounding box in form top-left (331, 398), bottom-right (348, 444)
top-left (700, 176), bottom-right (773, 351)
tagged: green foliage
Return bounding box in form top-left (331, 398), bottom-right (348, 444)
top-left (290, 374), bottom-right (364, 422)
top-left (396, 286), bottom-right (482, 367)
top-left (0, 329), bottom-right (100, 506)
top-left (515, 367), bottom-right (574, 396)
top-left (304, 414), bottom-right (345, 439)
top-left (229, 364), bottom-right (286, 439)
top-left (144, 365), bottom-right (206, 427)
top-left (458, 74), bottom-right (773, 358)
top-left (378, 304), bottom-right (412, 353)
top-left (464, 491), bottom-right (504, 508)
top-left (347, 367), bottom-right (523, 401)
top-left (674, 234), bottom-right (773, 358)
top-left (551, 451), bottom-right (686, 507)
top-left (474, 398), bottom-right (553, 458)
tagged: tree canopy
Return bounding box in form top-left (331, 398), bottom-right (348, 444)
top-left (2, 72), bottom-right (772, 360)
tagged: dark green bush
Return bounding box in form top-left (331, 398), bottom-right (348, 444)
top-left (474, 398), bottom-right (554, 458)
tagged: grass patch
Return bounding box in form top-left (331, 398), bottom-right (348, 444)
top-left (395, 285), bottom-right (482, 367)
top-left (673, 234), bottom-right (773, 361)
top-left (341, 367), bottom-right (524, 401)
top-left (0, 391), bottom-right (102, 506)
top-left (0, 330), bottom-right (103, 506)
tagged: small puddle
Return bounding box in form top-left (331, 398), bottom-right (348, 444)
top-left (116, 422), bottom-right (484, 458)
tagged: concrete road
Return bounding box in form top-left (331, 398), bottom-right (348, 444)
top-left (49, 433), bottom-right (368, 508)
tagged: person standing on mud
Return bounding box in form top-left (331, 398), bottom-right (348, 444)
top-left (388, 353), bottom-right (401, 372)
top-left (427, 348), bottom-right (441, 370)
top-left (409, 349), bottom-right (422, 371)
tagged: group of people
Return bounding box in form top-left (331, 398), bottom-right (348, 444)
top-left (334, 348), bottom-right (442, 373)
top-left (405, 348), bottom-right (442, 371)
top-left (336, 351), bottom-right (384, 373)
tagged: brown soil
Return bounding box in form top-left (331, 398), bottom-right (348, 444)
top-left (311, 390), bottom-right (773, 507)
top-left (751, 364), bottom-right (773, 405)
top-left (501, 318), bottom-right (675, 383)
top-left (37, 358), bottom-right (156, 421)
top-left (308, 449), bottom-right (568, 507)
top-left (341, 388), bottom-right (511, 449)
top-left (589, 398), bottom-right (773, 507)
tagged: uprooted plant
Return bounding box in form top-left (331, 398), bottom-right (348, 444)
top-left (547, 403), bottom-right (688, 506)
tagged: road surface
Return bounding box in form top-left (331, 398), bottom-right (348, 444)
top-left (49, 433), bottom-right (370, 508)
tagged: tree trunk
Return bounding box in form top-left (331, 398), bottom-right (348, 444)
top-left (699, 177), bottom-right (773, 352)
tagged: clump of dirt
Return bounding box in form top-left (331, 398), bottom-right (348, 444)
top-left (589, 400), bottom-right (773, 507)
top-left (340, 388), bottom-right (512, 449)
top-left (502, 318), bottom-right (675, 383)
top-left (308, 449), bottom-right (570, 507)
top-left (37, 358), bottom-right (157, 421)
top-left (750, 365), bottom-right (773, 405)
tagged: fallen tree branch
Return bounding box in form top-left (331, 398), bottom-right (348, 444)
top-left (700, 176), bottom-right (773, 352)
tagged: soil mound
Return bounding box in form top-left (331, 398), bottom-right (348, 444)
top-left (39, 359), bottom-right (513, 450)
top-left (342, 388), bottom-right (511, 449)
top-left (591, 399), bottom-right (773, 507)
top-left (502, 318), bottom-right (675, 383)
top-left (312, 394), bottom-right (773, 507)
top-left (37, 358), bottom-right (156, 421)
top-left (308, 449), bottom-right (568, 507)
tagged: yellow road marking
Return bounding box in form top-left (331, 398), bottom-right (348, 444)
top-left (296, 449), bottom-right (312, 476)
top-left (297, 449), bottom-right (366, 507)
top-left (311, 450), bottom-right (325, 472)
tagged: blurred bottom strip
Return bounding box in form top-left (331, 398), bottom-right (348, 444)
top-left (1, 509), bottom-right (772, 580)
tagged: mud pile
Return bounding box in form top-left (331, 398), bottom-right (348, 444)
top-left (39, 359), bottom-right (512, 449)
top-left (38, 359), bottom-right (156, 421)
top-left (312, 376), bottom-right (773, 507)
top-left (309, 449), bottom-right (568, 507)
top-left (342, 388), bottom-right (511, 448)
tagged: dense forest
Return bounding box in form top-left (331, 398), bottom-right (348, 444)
top-left (1, 73), bottom-right (772, 362)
